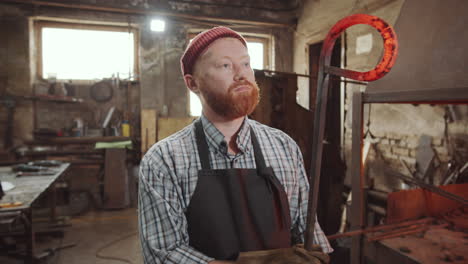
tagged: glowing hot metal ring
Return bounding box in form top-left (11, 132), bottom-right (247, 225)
top-left (321, 14), bottom-right (398, 81)
top-left (305, 14), bottom-right (398, 251)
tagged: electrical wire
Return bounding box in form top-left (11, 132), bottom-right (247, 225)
top-left (95, 231), bottom-right (138, 264)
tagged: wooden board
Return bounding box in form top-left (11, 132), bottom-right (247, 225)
top-left (157, 117), bottom-right (195, 141)
top-left (141, 109), bottom-right (157, 155)
top-left (103, 149), bottom-right (128, 209)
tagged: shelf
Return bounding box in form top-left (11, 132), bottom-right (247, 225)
top-left (26, 136), bottom-right (131, 145)
top-left (32, 94), bottom-right (84, 103)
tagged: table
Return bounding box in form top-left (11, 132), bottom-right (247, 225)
top-left (363, 221), bottom-right (468, 264)
top-left (0, 163), bottom-right (70, 263)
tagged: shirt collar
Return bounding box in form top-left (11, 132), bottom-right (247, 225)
top-left (200, 114), bottom-right (252, 155)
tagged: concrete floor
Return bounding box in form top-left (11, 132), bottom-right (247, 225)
top-left (1, 208), bottom-right (143, 264)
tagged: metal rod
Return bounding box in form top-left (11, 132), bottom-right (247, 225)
top-left (367, 189), bottom-right (388, 202)
top-left (256, 69), bottom-right (311, 78)
top-left (385, 168), bottom-right (468, 206)
top-left (327, 217), bottom-right (432, 241)
top-left (350, 92), bottom-right (364, 264)
top-left (340, 79), bottom-right (368, 85)
top-left (367, 226), bottom-right (428, 242)
top-left (368, 203), bottom-right (386, 216)
top-left (304, 14), bottom-right (398, 250)
top-left (362, 87), bottom-right (468, 104)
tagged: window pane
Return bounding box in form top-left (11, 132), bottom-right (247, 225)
top-left (42, 27), bottom-right (134, 80)
top-left (246, 42), bottom-right (264, 70)
top-left (189, 41), bottom-right (265, 116)
top-left (190, 91), bottom-right (202, 116)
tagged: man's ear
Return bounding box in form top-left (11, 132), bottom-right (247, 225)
top-left (184, 74), bottom-right (200, 94)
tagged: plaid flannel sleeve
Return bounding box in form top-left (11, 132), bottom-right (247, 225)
top-left (291, 143), bottom-right (334, 254)
top-left (138, 154), bottom-right (214, 264)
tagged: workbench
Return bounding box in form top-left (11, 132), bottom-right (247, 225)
top-left (0, 163), bottom-right (70, 263)
top-left (20, 136), bottom-right (134, 209)
top-left (363, 223), bottom-right (468, 264)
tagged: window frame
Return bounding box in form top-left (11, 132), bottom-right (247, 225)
top-left (243, 36), bottom-right (270, 70)
top-left (35, 20), bottom-right (140, 81)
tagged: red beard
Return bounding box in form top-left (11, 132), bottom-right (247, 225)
top-left (199, 80), bottom-right (260, 119)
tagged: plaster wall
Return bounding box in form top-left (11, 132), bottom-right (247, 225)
top-left (294, 0), bottom-right (404, 108)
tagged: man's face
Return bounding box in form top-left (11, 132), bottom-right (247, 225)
top-left (190, 38), bottom-right (260, 119)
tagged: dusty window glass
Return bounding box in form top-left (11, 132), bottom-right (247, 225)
top-left (41, 27), bottom-right (135, 80)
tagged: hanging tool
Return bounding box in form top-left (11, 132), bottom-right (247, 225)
top-left (305, 14), bottom-right (398, 250)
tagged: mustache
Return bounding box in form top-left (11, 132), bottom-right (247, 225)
top-left (228, 80), bottom-right (256, 92)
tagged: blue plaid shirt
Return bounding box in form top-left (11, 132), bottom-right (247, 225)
top-left (138, 115), bottom-right (332, 263)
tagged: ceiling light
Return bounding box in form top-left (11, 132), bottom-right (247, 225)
top-left (151, 19), bottom-right (165, 32)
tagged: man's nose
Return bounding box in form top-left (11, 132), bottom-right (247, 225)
top-left (233, 64), bottom-right (246, 81)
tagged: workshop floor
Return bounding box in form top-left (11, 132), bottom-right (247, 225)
top-left (1, 208), bottom-right (143, 264)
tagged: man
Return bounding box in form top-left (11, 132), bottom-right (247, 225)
top-left (139, 26), bottom-right (332, 264)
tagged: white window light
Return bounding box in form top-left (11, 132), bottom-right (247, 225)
top-left (41, 27), bottom-right (135, 80)
top-left (151, 19), bottom-right (165, 32)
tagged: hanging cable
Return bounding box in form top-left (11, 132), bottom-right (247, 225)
top-left (95, 232), bottom-right (138, 264)
top-left (364, 104), bottom-right (376, 140)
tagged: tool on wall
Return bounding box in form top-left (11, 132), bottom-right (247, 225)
top-left (304, 14), bottom-right (398, 250)
top-left (90, 80), bottom-right (114, 103)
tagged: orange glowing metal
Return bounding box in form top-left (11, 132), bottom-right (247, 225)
top-left (321, 14), bottom-right (399, 81)
top-left (305, 14), bottom-right (399, 250)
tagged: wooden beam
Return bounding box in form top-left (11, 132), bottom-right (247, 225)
top-left (141, 109), bottom-right (157, 155)
top-left (3, 0), bottom-right (291, 28)
top-left (26, 136), bottom-right (130, 144)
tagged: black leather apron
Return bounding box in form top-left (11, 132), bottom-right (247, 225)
top-left (185, 120), bottom-right (292, 261)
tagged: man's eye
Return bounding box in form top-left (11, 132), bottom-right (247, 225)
top-left (244, 62), bottom-right (250, 67)
top-left (223, 64), bottom-right (230, 68)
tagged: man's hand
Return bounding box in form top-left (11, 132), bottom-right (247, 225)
top-left (236, 244), bottom-right (329, 264)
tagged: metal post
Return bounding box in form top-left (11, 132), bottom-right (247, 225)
top-left (351, 92), bottom-right (364, 264)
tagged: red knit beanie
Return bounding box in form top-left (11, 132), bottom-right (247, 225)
top-left (180, 26), bottom-right (247, 76)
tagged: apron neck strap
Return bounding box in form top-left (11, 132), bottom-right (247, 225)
top-left (194, 119), bottom-right (268, 171)
top-left (250, 127), bottom-right (268, 170)
top-left (195, 119), bottom-right (211, 170)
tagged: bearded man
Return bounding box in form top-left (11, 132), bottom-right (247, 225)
top-left (138, 26), bottom-right (332, 264)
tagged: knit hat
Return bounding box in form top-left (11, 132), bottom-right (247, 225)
top-left (180, 26), bottom-right (247, 76)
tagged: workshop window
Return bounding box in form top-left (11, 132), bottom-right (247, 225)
top-left (189, 36), bottom-right (271, 116)
top-left (37, 21), bottom-right (138, 80)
